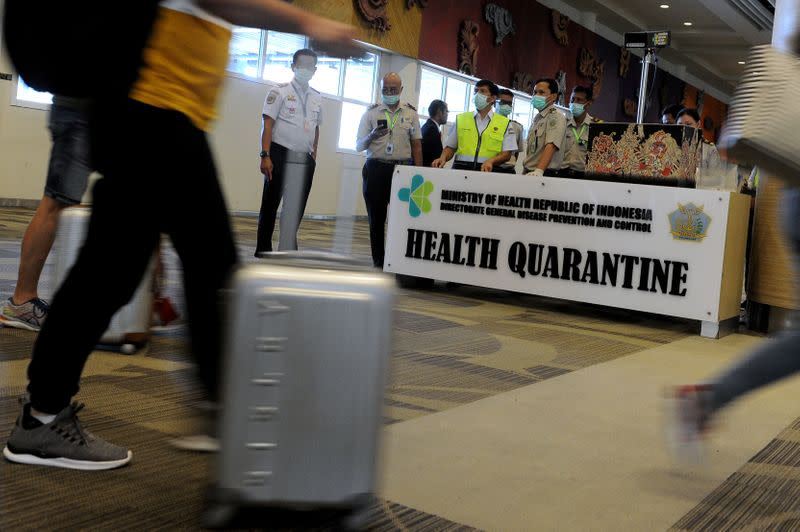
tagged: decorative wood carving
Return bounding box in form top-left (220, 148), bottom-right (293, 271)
top-left (619, 48), bottom-right (631, 78)
top-left (556, 70), bottom-right (567, 106)
top-left (458, 20), bottom-right (480, 76)
top-left (591, 60), bottom-right (605, 99)
top-left (578, 48), bottom-right (595, 78)
top-left (578, 48), bottom-right (606, 98)
top-left (551, 10), bottom-right (570, 47)
top-left (355, 0), bottom-right (390, 32)
top-left (485, 3), bottom-right (515, 45)
top-left (623, 98), bottom-right (637, 118)
top-left (512, 72), bottom-right (535, 95)
top-left (406, 0), bottom-right (429, 8)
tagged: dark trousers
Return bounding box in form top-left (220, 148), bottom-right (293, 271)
top-left (256, 143), bottom-right (315, 254)
top-left (27, 99), bottom-right (238, 413)
top-left (362, 159), bottom-right (398, 268)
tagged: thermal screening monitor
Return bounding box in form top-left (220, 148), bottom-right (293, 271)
top-left (624, 31), bottom-right (671, 50)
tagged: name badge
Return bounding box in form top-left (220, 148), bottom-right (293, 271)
top-left (386, 143), bottom-right (394, 155)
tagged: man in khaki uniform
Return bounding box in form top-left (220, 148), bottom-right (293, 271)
top-left (356, 72), bottom-right (422, 267)
top-left (523, 78), bottom-right (567, 176)
top-left (561, 85), bottom-right (598, 178)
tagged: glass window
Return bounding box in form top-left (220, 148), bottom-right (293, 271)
top-left (227, 27), bottom-right (262, 78)
top-left (338, 102), bottom-right (368, 151)
top-left (445, 78), bottom-right (470, 123)
top-left (418, 68), bottom-right (444, 119)
top-left (16, 78), bottom-right (53, 105)
top-left (343, 53), bottom-right (377, 103)
top-left (310, 55), bottom-right (343, 96)
top-left (512, 97), bottom-right (533, 137)
top-left (263, 31), bottom-right (306, 84)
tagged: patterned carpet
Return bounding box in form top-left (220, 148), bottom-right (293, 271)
top-left (0, 205), bottom-right (773, 530)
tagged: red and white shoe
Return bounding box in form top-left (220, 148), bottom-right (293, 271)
top-left (664, 384), bottom-right (715, 466)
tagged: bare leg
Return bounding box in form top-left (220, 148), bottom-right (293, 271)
top-left (13, 196), bottom-right (68, 304)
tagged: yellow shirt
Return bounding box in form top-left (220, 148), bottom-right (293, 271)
top-left (129, 0), bottom-right (232, 131)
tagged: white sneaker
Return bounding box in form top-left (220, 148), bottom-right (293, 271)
top-left (664, 384), bottom-right (714, 466)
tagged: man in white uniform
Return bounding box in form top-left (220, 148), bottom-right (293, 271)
top-left (257, 48), bottom-right (324, 254)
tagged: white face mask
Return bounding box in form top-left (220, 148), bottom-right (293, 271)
top-left (294, 68), bottom-right (314, 84)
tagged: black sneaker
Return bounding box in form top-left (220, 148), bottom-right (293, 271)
top-left (3, 402), bottom-right (132, 470)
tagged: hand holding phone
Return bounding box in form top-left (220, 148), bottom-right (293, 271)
top-left (372, 119), bottom-right (389, 139)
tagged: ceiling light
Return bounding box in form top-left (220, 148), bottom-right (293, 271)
top-left (738, 61), bottom-right (746, 65)
top-left (660, 4), bottom-right (669, 8)
top-left (683, 21), bottom-right (693, 26)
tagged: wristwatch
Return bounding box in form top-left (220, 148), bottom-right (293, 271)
top-left (259, 150), bottom-right (270, 158)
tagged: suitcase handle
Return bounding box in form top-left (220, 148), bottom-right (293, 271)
top-left (255, 250), bottom-right (370, 268)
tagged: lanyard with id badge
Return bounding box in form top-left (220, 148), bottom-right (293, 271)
top-left (292, 81), bottom-right (314, 133)
top-left (382, 109), bottom-right (401, 155)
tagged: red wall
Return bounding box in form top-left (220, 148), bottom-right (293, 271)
top-left (417, 0), bottom-right (726, 130)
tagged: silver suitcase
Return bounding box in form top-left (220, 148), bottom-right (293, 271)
top-left (53, 206), bottom-right (155, 353)
top-left (207, 252), bottom-right (395, 528)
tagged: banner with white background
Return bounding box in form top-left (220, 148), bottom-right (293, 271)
top-left (385, 167), bottom-right (740, 322)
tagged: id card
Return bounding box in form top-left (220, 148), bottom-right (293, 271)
top-left (386, 143), bottom-right (394, 155)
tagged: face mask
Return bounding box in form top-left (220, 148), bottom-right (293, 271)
top-left (532, 95), bottom-right (548, 111)
top-left (569, 103), bottom-right (585, 116)
top-left (382, 94), bottom-right (400, 106)
top-left (498, 104), bottom-right (513, 117)
top-left (294, 68), bottom-right (314, 84)
top-left (474, 93), bottom-right (490, 110)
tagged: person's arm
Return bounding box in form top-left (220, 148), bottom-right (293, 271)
top-left (536, 144), bottom-right (558, 172)
top-left (432, 123), bottom-right (458, 168)
top-left (260, 115), bottom-right (275, 180)
top-left (197, 0), bottom-right (361, 58)
top-left (412, 139), bottom-right (423, 166)
top-left (312, 125), bottom-right (319, 160)
top-left (433, 147), bottom-right (456, 168)
top-left (537, 115), bottom-right (566, 172)
top-left (481, 151), bottom-right (511, 172)
top-left (356, 111), bottom-right (377, 153)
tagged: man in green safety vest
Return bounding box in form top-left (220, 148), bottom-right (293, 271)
top-left (432, 79), bottom-right (518, 173)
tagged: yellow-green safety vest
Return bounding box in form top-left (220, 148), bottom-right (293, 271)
top-left (455, 111), bottom-right (510, 163)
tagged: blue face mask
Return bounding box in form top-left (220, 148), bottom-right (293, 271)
top-left (293, 68), bottom-right (314, 84)
top-left (474, 92), bottom-right (490, 110)
top-left (532, 95), bottom-right (548, 111)
top-left (382, 94), bottom-right (400, 106)
top-left (497, 104), bottom-right (513, 117)
top-left (569, 102), bottom-right (585, 116)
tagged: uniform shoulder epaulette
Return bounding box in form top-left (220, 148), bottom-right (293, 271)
top-left (309, 86), bottom-right (321, 94)
top-left (276, 82), bottom-right (289, 88)
top-left (405, 103), bottom-right (417, 111)
top-left (368, 103), bottom-right (380, 110)
top-left (594, 118), bottom-right (604, 124)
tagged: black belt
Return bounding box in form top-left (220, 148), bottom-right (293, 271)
top-left (548, 168), bottom-right (585, 179)
top-left (367, 159), bottom-right (413, 166)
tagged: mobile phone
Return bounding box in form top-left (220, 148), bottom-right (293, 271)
top-left (377, 119), bottom-right (388, 129)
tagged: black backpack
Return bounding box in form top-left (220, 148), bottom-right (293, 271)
top-left (3, 0), bottom-right (161, 97)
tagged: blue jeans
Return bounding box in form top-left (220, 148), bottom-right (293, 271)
top-left (44, 101), bottom-right (91, 205)
top-left (710, 187), bottom-right (800, 412)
